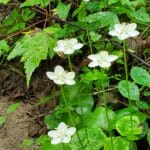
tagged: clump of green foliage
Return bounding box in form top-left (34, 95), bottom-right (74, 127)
top-left (0, 0), bottom-right (150, 150)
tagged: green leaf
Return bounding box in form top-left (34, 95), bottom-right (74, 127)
top-left (21, 8), bottom-right (36, 22)
top-left (7, 102), bottom-right (20, 113)
top-left (0, 40), bottom-right (10, 56)
top-left (7, 32), bottom-right (49, 87)
top-left (118, 80), bottom-right (140, 100)
top-left (0, 116), bottom-right (6, 126)
top-left (56, 2), bottom-right (71, 20)
top-left (108, 0), bottom-right (119, 5)
top-left (86, 11), bottom-right (119, 27)
top-left (37, 135), bottom-right (71, 150)
top-left (70, 128), bottom-right (107, 150)
top-left (0, 0), bottom-right (9, 4)
top-left (131, 66), bottom-right (150, 87)
top-left (85, 107), bottom-right (116, 131)
top-left (7, 22), bottom-right (25, 34)
top-left (126, 7), bottom-right (150, 24)
top-left (104, 136), bottom-right (130, 150)
top-left (60, 83), bottom-right (94, 115)
top-left (89, 31), bottom-right (101, 42)
top-left (136, 100), bottom-right (150, 110)
top-left (21, 0), bottom-right (50, 7)
top-left (147, 129), bottom-right (150, 145)
top-left (22, 139), bottom-right (33, 147)
top-left (116, 115), bottom-right (143, 140)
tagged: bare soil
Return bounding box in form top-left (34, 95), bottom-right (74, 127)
top-left (0, 61), bottom-right (56, 150)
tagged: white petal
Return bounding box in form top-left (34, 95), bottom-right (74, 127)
top-left (72, 43), bottom-right (83, 50)
top-left (100, 62), bottom-right (111, 68)
top-left (128, 30), bottom-right (139, 37)
top-left (118, 34), bottom-right (129, 40)
top-left (58, 122), bottom-right (68, 131)
top-left (64, 49), bottom-right (75, 54)
top-left (65, 79), bottom-right (76, 85)
top-left (48, 130), bottom-right (58, 138)
top-left (46, 72), bottom-right (56, 80)
top-left (54, 65), bottom-right (65, 74)
top-left (109, 30), bottom-right (119, 36)
top-left (88, 54), bottom-right (98, 61)
top-left (67, 127), bottom-right (76, 136)
top-left (88, 61), bottom-right (98, 68)
top-left (106, 55), bottom-right (118, 62)
top-left (127, 23), bottom-right (137, 30)
top-left (62, 136), bottom-right (71, 143)
top-left (51, 137), bottom-right (62, 144)
top-left (53, 79), bottom-right (65, 85)
top-left (99, 51), bottom-right (108, 57)
top-left (70, 38), bottom-right (78, 44)
top-left (66, 72), bottom-right (75, 79)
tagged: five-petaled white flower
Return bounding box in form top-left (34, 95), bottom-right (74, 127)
top-left (88, 51), bottom-right (118, 68)
top-left (109, 23), bottom-right (139, 40)
top-left (53, 38), bottom-right (83, 55)
top-left (46, 65), bottom-right (75, 85)
top-left (83, 0), bottom-right (90, 2)
top-left (48, 122), bottom-right (76, 144)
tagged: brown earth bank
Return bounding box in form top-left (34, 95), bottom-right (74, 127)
top-left (0, 61), bottom-right (56, 150)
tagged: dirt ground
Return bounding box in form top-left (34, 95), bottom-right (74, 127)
top-left (0, 62), bottom-right (55, 150)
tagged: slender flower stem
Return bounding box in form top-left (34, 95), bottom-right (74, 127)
top-left (123, 40), bottom-right (133, 131)
top-left (60, 86), bottom-right (84, 150)
top-left (101, 69), bottom-right (113, 150)
top-left (67, 55), bottom-right (73, 71)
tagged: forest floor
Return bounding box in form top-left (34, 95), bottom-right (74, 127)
top-left (0, 61), bottom-right (56, 150)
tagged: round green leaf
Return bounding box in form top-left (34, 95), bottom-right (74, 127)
top-left (0, 116), bottom-right (6, 126)
top-left (85, 107), bottom-right (116, 131)
top-left (131, 66), bottom-right (150, 87)
top-left (70, 128), bottom-right (107, 150)
top-left (104, 136), bottom-right (129, 150)
top-left (118, 80), bottom-right (140, 100)
top-left (116, 115), bottom-right (143, 140)
top-left (7, 102), bottom-right (20, 113)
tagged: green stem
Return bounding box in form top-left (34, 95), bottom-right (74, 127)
top-left (101, 69), bottom-right (113, 150)
top-left (67, 55), bottom-right (73, 71)
top-left (123, 40), bottom-right (133, 131)
top-left (60, 86), bottom-right (84, 150)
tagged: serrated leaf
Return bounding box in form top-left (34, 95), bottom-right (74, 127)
top-left (7, 22), bottom-right (25, 34)
top-left (0, 116), bottom-right (6, 126)
top-left (116, 115), bottom-right (143, 140)
top-left (0, 40), bottom-right (10, 56)
top-left (131, 66), bottom-right (150, 87)
top-left (118, 80), bottom-right (140, 100)
top-left (21, 0), bottom-right (50, 7)
top-left (86, 11), bottom-right (119, 27)
top-left (7, 32), bottom-right (49, 87)
top-left (0, 0), bottom-right (9, 4)
top-left (104, 136), bottom-right (130, 150)
top-left (56, 2), bottom-right (71, 20)
top-left (7, 102), bottom-right (20, 113)
top-left (70, 128), bottom-right (107, 150)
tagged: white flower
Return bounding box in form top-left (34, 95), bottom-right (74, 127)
top-left (48, 122), bottom-right (76, 144)
top-left (83, 0), bottom-right (90, 2)
top-left (88, 51), bottom-right (118, 68)
top-left (46, 65), bottom-right (75, 85)
top-left (109, 23), bottom-right (139, 40)
top-left (53, 38), bottom-right (83, 55)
